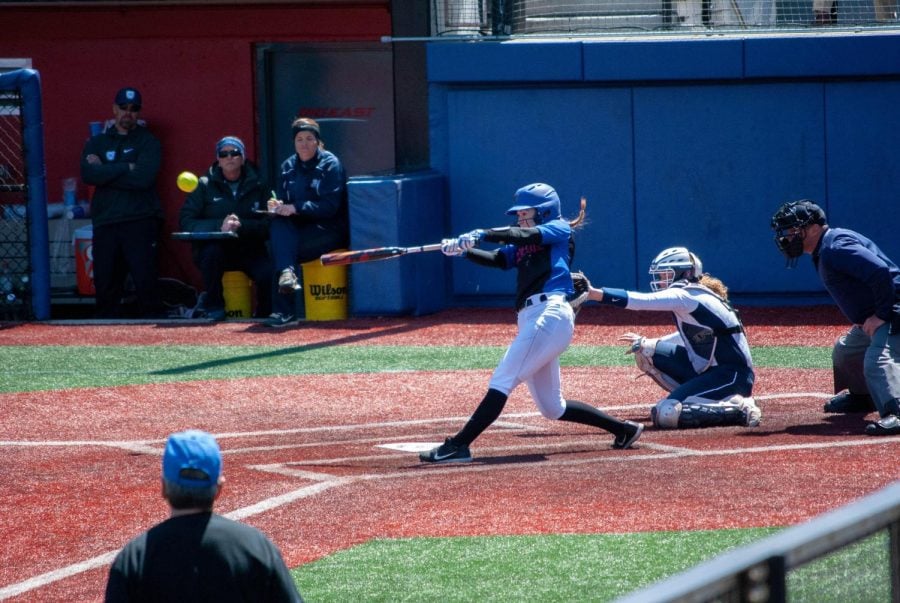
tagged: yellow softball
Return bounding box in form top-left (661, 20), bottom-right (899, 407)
top-left (176, 171), bottom-right (199, 193)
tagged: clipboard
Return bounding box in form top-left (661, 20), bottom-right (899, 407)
top-left (171, 231), bottom-right (238, 241)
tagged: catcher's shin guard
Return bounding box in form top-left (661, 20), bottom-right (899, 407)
top-left (675, 396), bottom-right (749, 429)
top-left (652, 399), bottom-right (682, 428)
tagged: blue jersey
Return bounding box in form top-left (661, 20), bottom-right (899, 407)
top-left (467, 218), bottom-right (575, 310)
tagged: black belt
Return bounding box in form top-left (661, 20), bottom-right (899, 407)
top-left (522, 294), bottom-right (548, 310)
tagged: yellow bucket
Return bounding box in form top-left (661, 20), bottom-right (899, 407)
top-left (222, 271), bottom-right (252, 319)
top-left (301, 252), bottom-right (348, 320)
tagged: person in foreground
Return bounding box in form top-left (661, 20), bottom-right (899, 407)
top-left (179, 136), bottom-right (273, 320)
top-left (583, 247), bottom-right (760, 429)
top-left (265, 117), bottom-right (349, 327)
top-left (420, 183), bottom-right (643, 464)
top-left (771, 200), bottom-right (900, 436)
top-left (105, 430), bottom-right (302, 602)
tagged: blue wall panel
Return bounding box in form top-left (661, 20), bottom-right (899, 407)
top-left (427, 41), bottom-right (583, 82)
top-left (633, 83), bottom-right (826, 294)
top-left (442, 86), bottom-right (636, 300)
top-left (584, 39), bottom-right (744, 81)
top-left (824, 80), bottom-right (900, 263)
top-left (744, 34), bottom-right (900, 78)
top-left (426, 36), bottom-right (900, 308)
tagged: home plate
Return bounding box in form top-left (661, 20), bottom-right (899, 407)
top-left (378, 442), bottom-right (440, 452)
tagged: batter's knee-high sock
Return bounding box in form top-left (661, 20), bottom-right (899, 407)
top-left (559, 400), bottom-right (625, 436)
top-left (452, 388), bottom-right (508, 446)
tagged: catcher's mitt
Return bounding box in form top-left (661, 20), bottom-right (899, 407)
top-left (569, 271), bottom-right (591, 314)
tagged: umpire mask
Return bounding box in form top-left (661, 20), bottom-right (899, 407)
top-left (771, 200), bottom-right (825, 268)
top-left (773, 228), bottom-right (805, 267)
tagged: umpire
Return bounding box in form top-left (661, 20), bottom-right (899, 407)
top-left (771, 200), bottom-right (900, 436)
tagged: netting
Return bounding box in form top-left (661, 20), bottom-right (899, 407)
top-left (434, 0), bottom-right (900, 35)
top-left (0, 89), bottom-right (33, 320)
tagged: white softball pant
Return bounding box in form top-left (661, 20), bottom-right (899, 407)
top-left (488, 293), bottom-right (574, 420)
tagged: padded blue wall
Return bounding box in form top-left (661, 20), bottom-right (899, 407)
top-left (347, 171), bottom-right (447, 316)
top-left (427, 34), bottom-right (900, 307)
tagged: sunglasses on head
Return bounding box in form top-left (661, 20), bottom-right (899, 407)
top-left (217, 150), bottom-right (242, 158)
top-left (117, 104), bottom-right (141, 112)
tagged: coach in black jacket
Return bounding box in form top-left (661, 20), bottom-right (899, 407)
top-left (81, 87), bottom-right (164, 318)
top-left (179, 136), bottom-right (273, 319)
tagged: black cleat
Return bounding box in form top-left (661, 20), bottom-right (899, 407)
top-left (263, 313), bottom-right (296, 328)
top-left (420, 437), bottom-right (472, 463)
top-left (613, 421), bottom-right (644, 449)
top-left (865, 415), bottom-right (900, 436)
top-left (824, 391), bottom-right (875, 413)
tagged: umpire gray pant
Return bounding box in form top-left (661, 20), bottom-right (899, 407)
top-left (833, 324), bottom-right (900, 415)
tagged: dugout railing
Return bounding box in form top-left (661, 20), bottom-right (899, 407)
top-left (614, 480), bottom-right (900, 602)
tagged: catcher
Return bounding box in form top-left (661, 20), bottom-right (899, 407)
top-left (420, 183), bottom-right (643, 463)
top-left (579, 247), bottom-right (760, 430)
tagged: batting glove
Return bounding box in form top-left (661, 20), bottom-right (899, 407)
top-left (441, 238), bottom-right (464, 257)
top-left (458, 229), bottom-right (483, 252)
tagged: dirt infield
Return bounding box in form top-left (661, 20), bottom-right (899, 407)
top-left (1, 305), bottom-right (897, 601)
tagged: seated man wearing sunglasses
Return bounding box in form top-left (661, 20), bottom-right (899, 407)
top-left (178, 136), bottom-right (274, 320)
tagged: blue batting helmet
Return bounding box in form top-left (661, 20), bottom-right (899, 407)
top-left (506, 183), bottom-right (561, 225)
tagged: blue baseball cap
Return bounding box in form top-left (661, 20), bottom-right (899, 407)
top-left (114, 87), bottom-right (142, 108)
top-left (162, 430), bottom-right (221, 488)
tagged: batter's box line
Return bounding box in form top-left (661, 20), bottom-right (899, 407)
top-left (246, 437), bottom-right (672, 475)
top-left (246, 434), bottom-right (899, 480)
top-left (756, 392), bottom-right (831, 400)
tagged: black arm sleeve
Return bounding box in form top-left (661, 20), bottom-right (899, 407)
top-left (482, 226), bottom-right (543, 245)
top-left (466, 248), bottom-right (507, 268)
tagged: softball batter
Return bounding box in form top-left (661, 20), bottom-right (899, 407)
top-left (420, 183), bottom-right (643, 463)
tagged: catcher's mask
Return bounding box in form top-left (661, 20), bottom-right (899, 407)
top-left (649, 247), bottom-right (703, 291)
top-left (771, 200), bottom-right (826, 268)
top-left (506, 183), bottom-right (561, 226)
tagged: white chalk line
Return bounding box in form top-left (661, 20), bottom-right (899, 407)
top-left (0, 392), bottom-right (874, 599)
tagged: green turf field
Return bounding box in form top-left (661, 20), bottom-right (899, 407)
top-left (0, 344), bottom-right (830, 393)
top-left (293, 529), bottom-right (891, 602)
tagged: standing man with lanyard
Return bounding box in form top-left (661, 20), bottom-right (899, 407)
top-left (81, 87), bottom-right (164, 318)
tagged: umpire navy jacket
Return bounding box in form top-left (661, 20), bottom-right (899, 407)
top-left (813, 227), bottom-right (900, 326)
